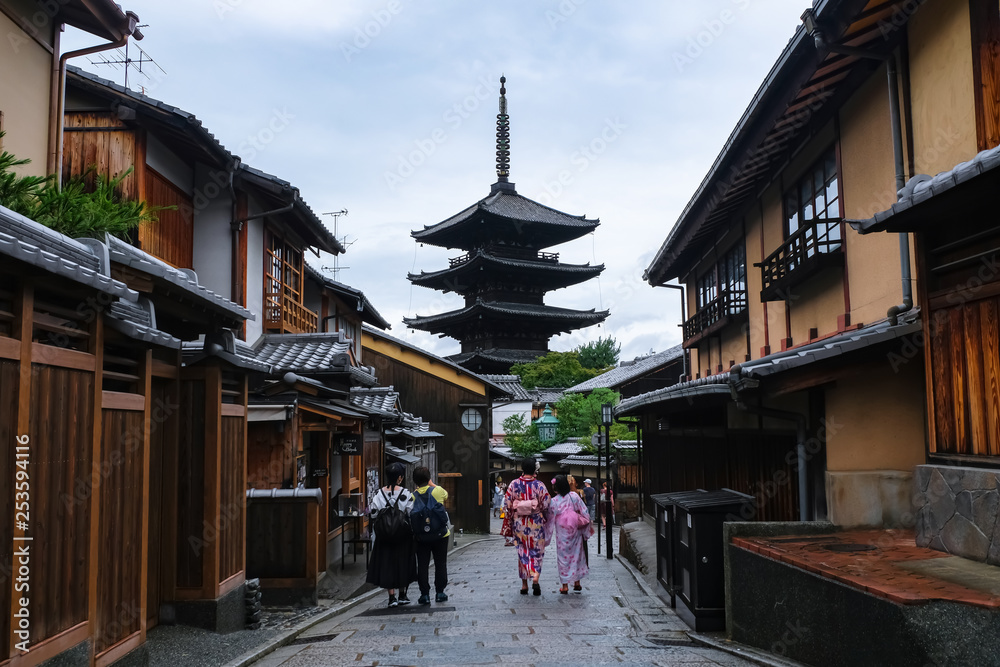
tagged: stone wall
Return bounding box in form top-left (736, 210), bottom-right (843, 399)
top-left (913, 464), bottom-right (1000, 566)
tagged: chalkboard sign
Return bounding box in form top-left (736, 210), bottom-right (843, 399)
top-left (312, 468), bottom-right (328, 477)
top-left (335, 435), bottom-right (361, 454)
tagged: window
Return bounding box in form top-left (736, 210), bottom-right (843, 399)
top-left (696, 271), bottom-right (717, 309)
top-left (718, 243), bottom-right (746, 315)
top-left (264, 231), bottom-right (316, 333)
top-left (461, 408), bottom-right (483, 431)
top-left (783, 148), bottom-right (841, 255)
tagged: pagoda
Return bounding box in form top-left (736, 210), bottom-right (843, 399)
top-left (405, 77), bottom-right (609, 375)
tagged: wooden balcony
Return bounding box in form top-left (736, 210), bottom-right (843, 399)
top-left (264, 291), bottom-right (318, 334)
top-left (756, 218), bottom-right (844, 302)
top-left (682, 290), bottom-right (748, 347)
top-left (449, 248), bottom-right (560, 267)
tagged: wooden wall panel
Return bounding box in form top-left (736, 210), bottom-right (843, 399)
top-left (0, 360), bottom-right (17, 659)
top-left (140, 169), bottom-right (194, 269)
top-left (930, 295), bottom-right (1000, 457)
top-left (247, 422), bottom-right (290, 489)
top-left (27, 365), bottom-right (94, 646)
top-left (219, 416), bottom-right (246, 582)
top-left (246, 502), bottom-right (306, 579)
top-left (177, 380), bottom-right (206, 589)
top-left (95, 409), bottom-right (145, 654)
top-left (62, 112), bottom-right (138, 198)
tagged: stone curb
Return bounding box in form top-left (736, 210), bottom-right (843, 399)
top-left (225, 536), bottom-right (494, 667)
top-left (686, 632), bottom-right (811, 667)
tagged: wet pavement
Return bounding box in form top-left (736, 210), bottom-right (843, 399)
top-left (247, 522), bottom-right (756, 667)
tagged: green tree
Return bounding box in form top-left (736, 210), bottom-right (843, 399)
top-left (577, 336), bottom-right (621, 369)
top-left (502, 413), bottom-right (546, 457)
top-left (553, 387), bottom-right (623, 446)
top-left (510, 350), bottom-right (600, 389)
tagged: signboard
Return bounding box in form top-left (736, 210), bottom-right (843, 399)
top-left (312, 468), bottom-right (328, 478)
top-left (335, 435), bottom-right (361, 454)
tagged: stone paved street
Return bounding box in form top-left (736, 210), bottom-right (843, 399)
top-left (248, 526), bottom-right (755, 667)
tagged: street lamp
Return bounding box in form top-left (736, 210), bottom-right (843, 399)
top-left (601, 403), bottom-right (613, 559)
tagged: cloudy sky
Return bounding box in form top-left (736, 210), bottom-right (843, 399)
top-left (63, 0), bottom-right (805, 362)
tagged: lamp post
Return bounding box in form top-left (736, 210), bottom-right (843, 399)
top-left (601, 403), bottom-right (613, 559)
top-left (595, 429), bottom-right (602, 555)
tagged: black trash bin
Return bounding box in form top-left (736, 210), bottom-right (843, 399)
top-left (654, 489), bottom-right (752, 632)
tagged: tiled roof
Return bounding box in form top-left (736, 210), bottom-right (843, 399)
top-left (449, 349), bottom-right (546, 368)
top-left (405, 300), bottom-right (609, 328)
top-left (181, 337), bottom-right (272, 373)
top-left (616, 311), bottom-right (922, 416)
top-left (482, 374), bottom-right (532, 401)
top-left (362, 324), bottom-right (509, 395)
top-left (253, 332), bottom-right (353, 373)
top-left (350, 386), bottom-right (400, 416)
top-left (566, 345), bottom-right (684, 393)
top-left (107, 236), bottom-right (253, 322)
top-left (541, 441), bottom-right (582, 456)
top-left (106, 298), bottom-right (180, 348)
top-left (408, 250), bottom-right (603, 282)
top-left (0, 206), bottom-right (136, 302)
top-left (852, 144), bottom-right (1000, 234)
top-left (413, 189), bottom-right (598, 239)
top-left (304, 263), bottom-right (390, 329)
top-left (530, 387), bottom-right (566, 405)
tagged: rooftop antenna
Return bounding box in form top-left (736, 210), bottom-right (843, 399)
top-left (88, 35), bottom-right (165, 92)
top-left (321, 209), bottom-right (351, 281)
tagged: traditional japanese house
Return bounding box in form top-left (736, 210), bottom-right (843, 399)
top-left (564, 345), bottom-right (685, 400)
top-left (362, 325), bottom-right (508, 533)
top-left (621, 0), bottom-right (1000, 661)
top-left (406, 78), bottom-right (608, 374)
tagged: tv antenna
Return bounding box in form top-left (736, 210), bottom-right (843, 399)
top-left (321, 209), bottom-right (353, 281)
top-left (88, 36), bottom-right (166, 93)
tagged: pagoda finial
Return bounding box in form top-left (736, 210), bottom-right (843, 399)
top-left (495, 75), bottom-right (510, 182)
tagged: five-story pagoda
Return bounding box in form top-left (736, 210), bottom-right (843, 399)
top-left (405, 77), bottom-right (609, 374)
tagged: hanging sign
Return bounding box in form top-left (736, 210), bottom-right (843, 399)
top-left (335, 435), bottom-right (361, 454)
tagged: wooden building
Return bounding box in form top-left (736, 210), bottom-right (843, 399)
top-left (362, 326), bottom-right (507, 534)
top-left (405, 78), bottom-right (607, 374)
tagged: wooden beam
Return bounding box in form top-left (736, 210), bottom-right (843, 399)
top-left (10, 280), bottom-right (32, 662)
top-left (30, 343), bottom-right (96, 371)
top-left (101, 391), bottom-right (145, 412)
top-left (0, 335), bottom-right (19, 361)
top-left (87, 317), bottom-right (104, 666)
top-left (94, 631), bottom-right (142, 667)
top-left (202, 366), bottom-right (222, 600)
top-left (221, 404), bottom-right (245, 417)
top-left (139, 350), bottom-right (152, 642)
top-left (151, 358), bottom-right (179, 379)
top-left (6, 622), bottom-right (88, 667)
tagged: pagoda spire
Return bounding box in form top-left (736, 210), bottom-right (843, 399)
top-left (495, 75), bottom-right (510, 182)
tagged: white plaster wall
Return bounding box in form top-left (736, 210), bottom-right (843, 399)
top-left (191, 162), bottom-right (233, 301)
top-left (493, 400), bottom-right (532, 436)
top-left (245, 206), bottom-right (265, 344)
top-left (145, 134), bottom-right (193, 195)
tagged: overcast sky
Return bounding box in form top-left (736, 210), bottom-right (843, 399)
top-left (63, 0), bottom-right (806, 363)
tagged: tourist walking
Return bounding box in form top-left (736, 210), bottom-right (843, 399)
top-left (601, 481), bottom-right (615, 527)
top-left (366, 462), bottom-right (417, 607)
top-left (551, 475), bottom-right (592, 594)
top-left (492, 479), bottom-right (504, 518)
top-left (411, 466), bottom-right (451, 604)
top-left (582, 479), bottom-right (597, 523)
top-left (501, 458), bottom-right (552, 595)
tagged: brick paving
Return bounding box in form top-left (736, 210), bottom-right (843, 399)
top-left (732, 528), bottom-right (1000, 608)
top-left (249, 526), bottom-right (756, 667)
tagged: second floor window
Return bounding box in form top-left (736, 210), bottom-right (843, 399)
top-left (696, 270), bottom-right (717, 310)
top-left (783, 148), bottom-right (842, 255)
top-left (264, 230), bottom-right (317, 334)
top-left (719, 243), bottom-right (746, 315)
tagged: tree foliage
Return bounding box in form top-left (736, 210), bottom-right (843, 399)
top-left (501, 413), bottom-right (546, 457)
top-left (553, 387), bottom-right (626, 447)
top-left (577, 336), bottom-right (621, 369)
top-left (0, 136), bottom-right (162, 238)
top-left (509, 350), bottom-right (600, 389)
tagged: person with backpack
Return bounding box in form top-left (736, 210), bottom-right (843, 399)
top-left (500, 458), bottom-right (553, 596)
top-left (410, 466), bottom-right (450, 604)
top-left (366, 462), bottom-right (417, 608)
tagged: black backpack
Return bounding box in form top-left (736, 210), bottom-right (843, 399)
top-left (373, 489), bottom-right (412, 545)
top-left (410, 488), bottom-right (449, 542)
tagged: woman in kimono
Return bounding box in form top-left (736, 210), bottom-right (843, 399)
top-left (501, 458), bottom-right (552, 595)
top-left (551, 474), bottom-right (592, 593)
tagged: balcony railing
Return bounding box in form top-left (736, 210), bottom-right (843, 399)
top-left (449, 248), bottom-right (560, 267)
top-left (757, 218), bottom-right (844, 302)
top-left (264, 291), bottom-right (318, 334)
top-left (682, 289), bottom-right (747, 345)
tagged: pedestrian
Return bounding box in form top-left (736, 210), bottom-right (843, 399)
top-left (567, 474), bottom-right (580, 498)
top-left (501, 458), bottom-right (552, 595)
top-left (492, 479), bottom-right (504, 518)
top-left (582, 479), bottom-right (597, 523)
top-left (411, 466), bottom-right (450, 604)
top-left (551, 474), bottom-right (592, 594)
top-left (601, 481), bottom-right (615, 527)
top-left (366, 462), bottom-right (416, 607)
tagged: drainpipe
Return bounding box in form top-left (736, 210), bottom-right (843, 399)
top-left (226, 159), bottom-right (243, 304)
top-left (801, 9), bottom-right (912, 324)
top-left (729, 365), bottom-right (809, 521)
top-left (660, 282), bottom-right (688, 380)
top-left (52, 12), bottom-right (142, 181)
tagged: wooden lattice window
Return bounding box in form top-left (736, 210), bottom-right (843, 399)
top-left (264, 231), bottom-right (316, 333)
top-left (783, 147), bottom-right (842, 253)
